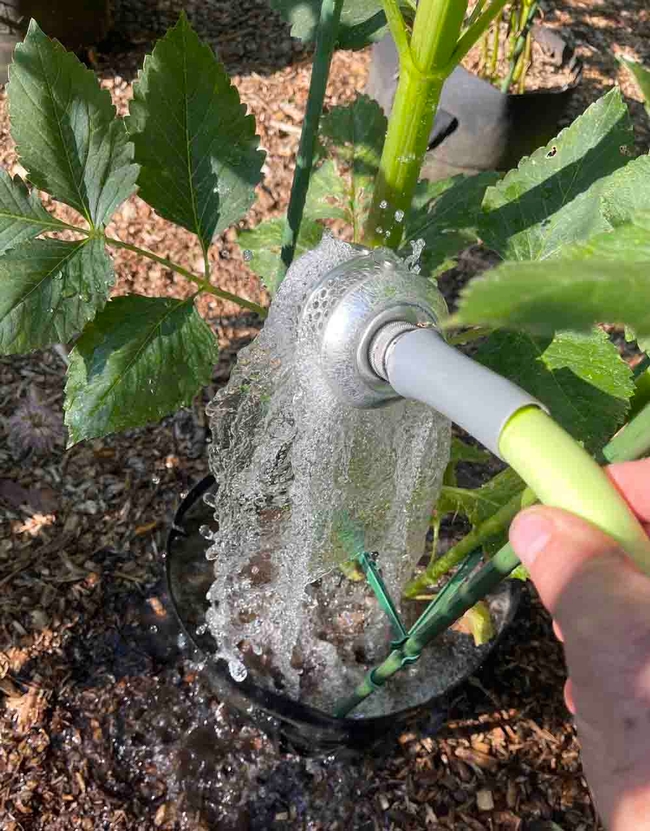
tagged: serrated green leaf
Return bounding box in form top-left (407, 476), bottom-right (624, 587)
top-left (475, 328), bottom-right (634, 452)
top-left (0, 171), bottom-right (68, 253)
top-left (0, 237), bottom-right (113, 354)
top-left (479, 88), bottom-right (633, 261)
top-left (127, 13), bottom-right (264, 249)
top-left (453, 215), bottom-right (650, 337)
top-left (270, 0), bottom-right (387, 49)
top-left (304, 160), bottom-right (349, 222)
top-left (317, 95), bottom-right (387, 236)
top-left (618, 56), bottom-right (650, 116)
top-left (238, 217), bottom-right (323, 295)
top-left (64, 295), bottom-right (219, 444)
top-left (8, 20), bottom-right (138, 227)
top-left (403, 172), bottom-right (499, 276)
top-left (437, 467), bottom-right (524, 527)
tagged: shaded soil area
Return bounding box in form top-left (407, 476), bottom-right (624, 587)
top-left (1, 0), bottom-right (649, 829)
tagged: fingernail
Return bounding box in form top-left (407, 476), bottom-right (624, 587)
top-left (510, 511), bottom-right (554, 567)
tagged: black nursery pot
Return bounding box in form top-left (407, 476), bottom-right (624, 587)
top-left (367, 30), bottom-right (581, 180)
top-left (166, 475), bottom-right (520, 755)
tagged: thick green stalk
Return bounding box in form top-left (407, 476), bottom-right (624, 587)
top-left (335, 401), bottom-right (650, 716)
top-left (403, 485), bottom-right (536, 598)
top-left (364, 0), bottom-right (469, 248)
top-left (277, 0), bottom-right (343, 280)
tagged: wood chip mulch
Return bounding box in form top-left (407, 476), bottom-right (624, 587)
top-left (1, 0), bottom-right (649, 828)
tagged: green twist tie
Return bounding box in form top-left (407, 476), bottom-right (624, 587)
top-left (355, 550), bottom-right (408, 648)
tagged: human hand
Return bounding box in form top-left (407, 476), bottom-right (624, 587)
top-left (509, 458), bottom-right (650, 831)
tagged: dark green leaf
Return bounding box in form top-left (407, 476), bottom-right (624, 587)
top-left (618, 56), bottom-right (650, 116)
top-left (127, 13), bottom-right (264, 249)
top-left (64, 295), bottom-right (219, 444)
top-left (479, 88), bottom-right (633, 261)
top-left (453, 215), bottom-right (650, 337)
top-left (238, 217), bottom-right (323, 295)
top-left (270, 0), bottom-right (387, 49)
top-left (404, 173), bottom-right (498, 276)
top-left (475, 328), bottom-right (634, 452)
top-left (317, 95), bottom-right (386, 236)
top-left (8, 20), bottom-right (138, 227)
top-left (0, 171), bottom-right (68, 253)
top-left (0, 237), bottom-right (113, 354)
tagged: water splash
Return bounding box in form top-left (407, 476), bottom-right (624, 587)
top-left (204, 235), bottom-right (450, 712)
top-left (404, 238), bottom-right (425, 274)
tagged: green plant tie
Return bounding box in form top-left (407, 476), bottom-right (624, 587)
top-left (355, 551), bottom-right (409, 648)
top-left (337, 548), bottom-right (485, 716)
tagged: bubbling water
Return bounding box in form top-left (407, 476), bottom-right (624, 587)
top-left (204, 235), bottom-right (451, 714)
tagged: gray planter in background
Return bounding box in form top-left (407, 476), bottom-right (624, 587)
top-left (366, 32), bottom-right (581, 180)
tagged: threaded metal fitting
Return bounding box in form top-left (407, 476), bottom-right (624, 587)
top-left (369, 320), bottom-right (417, 382)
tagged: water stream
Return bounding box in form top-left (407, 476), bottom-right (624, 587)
top-left (204, 235), bottom-right (452, 715)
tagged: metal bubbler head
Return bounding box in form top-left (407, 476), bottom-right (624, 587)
top-left (299, 246), bottom-right (446, 409)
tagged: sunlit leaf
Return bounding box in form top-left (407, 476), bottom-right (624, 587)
top-left (478, 88), bottom-right (633, 261)
top-left (9, 20), bottom-right (138, 226)
top-left (127, 13), bottom-right (264, 249)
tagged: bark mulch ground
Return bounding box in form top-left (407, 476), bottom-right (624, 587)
top-left (1, 0), bottom-right (649, 829)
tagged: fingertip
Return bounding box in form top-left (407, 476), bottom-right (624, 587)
top-left (509, 507), bottom-right (555, 570)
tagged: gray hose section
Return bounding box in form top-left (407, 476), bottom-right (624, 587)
top-left (385, 328), bottom-right (545, 458)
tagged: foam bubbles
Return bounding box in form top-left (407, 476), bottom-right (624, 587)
top-left (203, 235), bottom-right (451, 712)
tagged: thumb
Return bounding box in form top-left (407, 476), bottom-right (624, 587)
top-left (508, 505), bottom-right (628, 612)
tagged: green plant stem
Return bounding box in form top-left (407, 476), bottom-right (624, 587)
top-left (403, 485), bottom-right (536, 598)
top-left (488, 14), bottom-right (499, 78)
top-left (103, 236), bottom-right (267, 317)
top-left (383, 0), bottom-right (410, 57)
top-left (277, 0), bottom-right (343, 280)
top-left (603, 398), bottom-right (650, 464)
top-left (363, 0), bottom-right (470, 249)
top-left (451, 0), bottom-right (508, 66)
top-left (335, 400), bottom-right (650, 717)
top-left (501, 0), bottom-right (538, 93)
